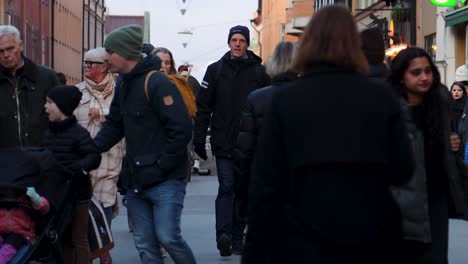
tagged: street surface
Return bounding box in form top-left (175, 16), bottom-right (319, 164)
top-left (105, 176), bottom-right (468, 264)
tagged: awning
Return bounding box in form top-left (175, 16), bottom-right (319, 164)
top-left (445, 6), bottom-right (468, 27)
top-left (292, 16), bottom-right (310, 30)
top-left (355, 1), bottom-right (387, 22)
top-left (284, 22), bottom-right (302, 37)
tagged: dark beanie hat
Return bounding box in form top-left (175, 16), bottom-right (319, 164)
top-left (360, 27), bottom-right (385, 64)
top-left (104, 25), bottom-right (143, 61)
top-left (228, 25), bottom-right (250, 46)
top-left (142, 43), bottom-right (155, 56)
top-left (47, 85), bottom-right (82, 116)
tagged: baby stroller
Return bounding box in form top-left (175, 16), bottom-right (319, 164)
top-left (0, 147), bottom-right (74, 264)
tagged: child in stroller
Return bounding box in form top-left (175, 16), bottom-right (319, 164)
top-left (0, 146), bottom-right (75, 264)
top-left (0, 187), bottom-right (49, 264)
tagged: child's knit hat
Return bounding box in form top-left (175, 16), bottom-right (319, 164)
top-left (47, 85), bottom-right (82, 116)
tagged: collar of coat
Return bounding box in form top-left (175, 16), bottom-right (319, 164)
top-left (48, 115), bottom-right (77, 132)
top-left (303, 64), bottom-right (358, 76)
top-left (0, 55), bottom-right (38, 82)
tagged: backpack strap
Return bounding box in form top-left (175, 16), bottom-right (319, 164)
top-left (144, 70), bottom-right (159, 101)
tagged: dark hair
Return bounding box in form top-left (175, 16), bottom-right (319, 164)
top-left (142, 43), bottom-right (155, 56)
top-left (360, 27), bottom-right (385, 64)
top-left (451, 81), bottom-right (466, 93)
top-left (153, 47), bottom-right (177, 75)
top-left (56, 72), bottom-right (67, 85)
top-left (292, 6), bottom-right (368, 74)
top-left (389, 47), bottom-right (444, 146)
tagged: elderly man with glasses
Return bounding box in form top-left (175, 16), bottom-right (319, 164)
top-left (74, 47), bottom-right (124, 264)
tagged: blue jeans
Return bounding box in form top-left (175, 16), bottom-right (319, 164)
top-left (126, 180), bottom-right (196, 264)
top-left (215, 158), bottom-right (245, 242)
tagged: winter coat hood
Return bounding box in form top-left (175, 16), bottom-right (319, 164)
top-left (121, 54), bottom-right (161, 81)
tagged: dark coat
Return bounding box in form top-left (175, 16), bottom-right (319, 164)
top-left (194, 50), bottom-right (270, 158)
top-left (94, 55), bottom-right (192, 192)
top-left (187, 75), bottom-right (201, 99)
top-left (234, 72), bottom-right (297, 216)
top-left (0, 56), bottom-right (60, 147)
top-left (393, 95), bottom-right (468, 263)
top-left (368, 63), bottom-right (390, 81)
top-left (243, 65), bottom-right (414, 264)
top-left (43, 116), bottom-right (101, 200)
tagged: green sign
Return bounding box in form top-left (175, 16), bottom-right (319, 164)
top-left (429, 0), bottom-right (465, 7)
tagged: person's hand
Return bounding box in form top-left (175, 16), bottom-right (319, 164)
top-left (194, 143), bottom-right (208, 160)
top-left (450, 133), bottom-right (461, 152)
top-left (26, 187), bottom-right (42, 206)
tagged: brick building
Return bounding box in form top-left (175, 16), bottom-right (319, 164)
top-left (1, 0), bottom-right (107, 84)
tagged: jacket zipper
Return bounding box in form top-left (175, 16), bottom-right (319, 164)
top-left (10, 78), bottom-right (23, 146)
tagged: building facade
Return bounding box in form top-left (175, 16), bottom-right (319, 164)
top-left (2, 0), bottom-right (107, 85)
top-left (259, 0), bottom-right (313, 62)
top-left (436, 2), bottom-right (468, 85)
top-left (53, 0), bottom-right (83, 84)
top-left (4, 0), bottom-right (52, 66)
top-left (83, 0), bottom-right (106, 53)
top-left (258, 0), bottom-right (436, 68)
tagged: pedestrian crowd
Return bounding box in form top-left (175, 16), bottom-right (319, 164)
top-left (0, 5), bottom-right (468, 264)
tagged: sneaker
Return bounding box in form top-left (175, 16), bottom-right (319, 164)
top-left (217, 234), bottom-right (232, 257)
top-left (232, 240), bottom-right (244, 255)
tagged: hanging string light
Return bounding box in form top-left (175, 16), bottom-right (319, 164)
top-left (176, 0), bottom-right (193, 15)
top-left (177, 29), bottom-right (194, 48)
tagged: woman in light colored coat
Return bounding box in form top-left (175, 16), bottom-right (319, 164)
top-left (74, 47), bottom-right (125, 264)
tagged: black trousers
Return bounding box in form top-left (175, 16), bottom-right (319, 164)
top-left (215, 157), bottom-right (245, 241)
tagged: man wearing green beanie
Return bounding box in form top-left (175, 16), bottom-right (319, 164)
top-left (104, 24), bottom-right (143, 61)
top-left (95, 25), bottom-right (196, 263)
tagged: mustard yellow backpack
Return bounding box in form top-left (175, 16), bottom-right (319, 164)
top-left (144, 70), bottom-right (197, 119)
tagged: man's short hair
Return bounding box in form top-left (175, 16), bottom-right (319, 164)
top-left (0, 25), bottom-right (21, 43)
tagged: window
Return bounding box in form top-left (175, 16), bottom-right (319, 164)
top-left (425, 34), bottom-right (436, 61)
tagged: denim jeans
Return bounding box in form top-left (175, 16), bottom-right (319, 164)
top-left (215, 157), bottom-right (245, 242)
top-left (126, 179), bottom-right (196, 264)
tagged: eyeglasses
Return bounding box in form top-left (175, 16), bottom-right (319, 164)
top-left (83, 61), bottom-right (104, 67)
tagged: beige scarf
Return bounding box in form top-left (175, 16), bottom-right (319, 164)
top-left (85, 73), bottom-right (115, 122)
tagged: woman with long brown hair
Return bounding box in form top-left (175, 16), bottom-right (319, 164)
top-left (243, 6), bottom-right (414, 264)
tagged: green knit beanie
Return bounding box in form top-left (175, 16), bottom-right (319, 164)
top-left (104, 25), bottom-right (143, 61)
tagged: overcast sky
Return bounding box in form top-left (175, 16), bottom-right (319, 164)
top-left (107, 0), bottom-right (258, 81)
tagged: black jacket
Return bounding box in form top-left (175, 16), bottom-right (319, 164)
top-left (234, 72), bottom-right (297, 216)
top-left (194, 50), bottom-right (270, 158)
top-left (0, 56), bottom-right (60, 147)
top-left (392, 97), bottom-right (468, 246)
top-left (244, 65), bottom-right (414, 263)
top-left (94, 55), bottom-right (192, 192)
top-left (43, 116), bottom-right (101, 200)
top-left (368, 63), bottom-right (389, 81)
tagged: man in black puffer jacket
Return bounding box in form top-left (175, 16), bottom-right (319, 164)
top-left (193, 25), bottom-right (270, 257)
top-left (93, 25), bottom-right (196, 264)
top-left (43, 85), bottom-right (101, 264)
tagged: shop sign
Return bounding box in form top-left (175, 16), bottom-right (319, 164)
top-left (429, 0), bottom-right (465, 7)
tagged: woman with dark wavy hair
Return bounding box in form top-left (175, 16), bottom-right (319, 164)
top-left (244, 6), bottom-right (414, 264)
top-left (389, 47), bottom-right (467, 264)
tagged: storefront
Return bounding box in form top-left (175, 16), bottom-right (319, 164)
top-left (355, 0), bottom-right (416, 59)
top-left (435, 3), bottom-right (468, 85)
